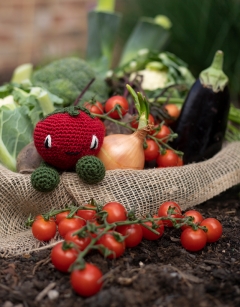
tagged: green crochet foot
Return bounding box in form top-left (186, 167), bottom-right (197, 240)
top-left (76, 156), bottom-right (105, 184)
top-left (31, 166), bottom-right (60, 192)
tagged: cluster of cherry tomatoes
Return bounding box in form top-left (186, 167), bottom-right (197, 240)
top-left (29, 200), bottom-right (222, 298)
top-left (83, 95), bottom-right (183, 168)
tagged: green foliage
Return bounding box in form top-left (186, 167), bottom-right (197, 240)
top-left (32, 57), bottom-right (110, 106)
top-left (116, 0), bottom-right (240, 101)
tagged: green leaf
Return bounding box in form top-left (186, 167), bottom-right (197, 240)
top-left (119, 16), bottom-right (171, 66)
top-left (86, 10), bottom-right (122, 75)
top-left (0, 106), bottom-right (34, 171)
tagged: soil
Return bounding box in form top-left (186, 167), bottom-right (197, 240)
top-left (1, 186), bottom-right (240, 307)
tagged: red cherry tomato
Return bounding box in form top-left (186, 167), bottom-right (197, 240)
top-left (51, 241), bottom-right (78, 273)
top-left (55, 211), bottom-right (71, 225)
top-left (83, 101), bottom-right (104, 115)
top-left (164, 104), bottom-right (180, 124)
top-left (181, 210), bottom-right (204, 231)
top-left (156, 149), bottom-right (179, 167)
top-left (177, 156), bottom-right (184, 166)
top-left (141, 215), bottom-right (164, 240)
top-left (58, 217), bottom-right (86, 238)
top-left (102, 201), bottom-right (127, 223)
top-left (104, 96), bottom-right (129, 119)
top-left (97, 232), bottom-right (125, 259)
top-left (200, 218), bottom-right (223, 243)
top-left (152, 124), bottom-right (171, 143)
top-left (131, 114), bottom-right (155, 129)
top-left (181, 228), bottom-right (207, 252)
top-left (76, 204), bottom-right (97, 221)
top-left (32, 215), bottom-right (57, 241)
top-left (64, 230), bottom-right (91, 251)
top-left (70, 263), bottom-right (103, 297)
top-left (158, 201), bottom-right (182, 227)
top-left (144, 139), bottom-right (159, 161)
top-left (116, 224), bottom-right (143, 247)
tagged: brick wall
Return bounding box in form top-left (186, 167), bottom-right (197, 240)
top-left (0, 0), bottom-right (97, 83)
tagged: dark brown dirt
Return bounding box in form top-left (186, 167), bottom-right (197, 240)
top-left (1, 185), bottom-right (240, 307)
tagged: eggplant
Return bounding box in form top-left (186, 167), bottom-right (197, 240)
top-left (171, 50), bottom-right (230, 164)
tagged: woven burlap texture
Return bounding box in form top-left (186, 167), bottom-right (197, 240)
top-left (1, 141), bottom-right (240, 257)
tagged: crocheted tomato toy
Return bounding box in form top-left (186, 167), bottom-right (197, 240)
top-left (31, 106), bottom-right (106, 192)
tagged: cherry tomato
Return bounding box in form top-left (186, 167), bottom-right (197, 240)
top-left (83, 101), bottom-right (104, 115)
top-left (157, 201), bottom-right (182, 227)
top-left (32, 215), bottom-right (57, 241)
top-left (58, 217), bottom-right (86, 238)
top-left (156, 149), bottom-right (179, 167)
top-left (97, 232), bottom-right (125, 259)
top-left (200, 218), bottom-right (223, 243)
top-left (181, 210), bottom-right (204, 231)
top-left (102, 201), bottom-right (127, 223)
top-left (55, 211), bottom-right (71, 225)
top-left (116, 224), bottom-right (143, 247)
top-left (141, 215), bottom-right (164, 240)
top-left (104, 96), bottom-right (129, 119)
top-left (152, 124), bottom-right (171, 143)
top-left (70, 263), bottom-right (103, 297)
top-left (181, 228), bottom-right (207, 252)
top-left (51, 241), bottom-right (78, 273)
top-left (76, 204), bottom-right (97, 221)
top-left (177, 155), bottom-right (184, 166)
top-left (164, 104), bottom-right (180, 123)
top-left (144, 139), bottom-right (159, 161)
top-left (65, 230), bottom-right (91, 251)
top-left (131, 114), bottom-right (155, 129)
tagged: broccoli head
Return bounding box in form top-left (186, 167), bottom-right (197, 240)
top-left (32, 57), bottom-right (109, 106)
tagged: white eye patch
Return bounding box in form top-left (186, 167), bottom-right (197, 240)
top-left (44, 135), bottom-right (52, 148)
top-left (90, 135), bottom-right (99, 150)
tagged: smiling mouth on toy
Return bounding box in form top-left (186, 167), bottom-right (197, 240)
top-left (65, 151), bottom-right (80, 156)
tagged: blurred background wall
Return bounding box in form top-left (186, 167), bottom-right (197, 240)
top-left (0, 0), bottom-right (96, 83)
top-left (1, 0), bottom-right (240, 102)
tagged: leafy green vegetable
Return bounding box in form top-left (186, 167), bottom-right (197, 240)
top-left (0, 106), bottom-right (34, 171)
top-left (32, 57), bottom-right (110, 106)
top-left (119, 15), bottom-right (171, 66)
top-left (86, 0), bottom-right (122, 75)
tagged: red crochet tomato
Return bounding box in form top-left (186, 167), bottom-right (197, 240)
top-left (34, 108), bottom-right (105, 170)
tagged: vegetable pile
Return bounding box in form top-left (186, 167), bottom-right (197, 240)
top-left (26, 199), bottom-right (223, 297)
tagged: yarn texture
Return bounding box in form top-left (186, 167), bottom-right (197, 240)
top-left (76, 156), bottom-right (106, 184)
top-left (31, 166), bottom-right (60, 192)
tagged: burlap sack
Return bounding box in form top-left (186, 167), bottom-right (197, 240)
top-left (1, 141), bottom-right (240, 257)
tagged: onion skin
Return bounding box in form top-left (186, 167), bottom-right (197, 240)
top-left (97, 128), bottom-right (149, 170)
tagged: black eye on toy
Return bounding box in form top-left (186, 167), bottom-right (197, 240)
top-left (90, 135), bottom-right (99, 150)
top-left (44, 135), bottom-right (52, 148)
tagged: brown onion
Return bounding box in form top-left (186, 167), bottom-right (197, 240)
top-left (97, 126), bottom-right (150, 170)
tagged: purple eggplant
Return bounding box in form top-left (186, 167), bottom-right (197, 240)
top-left (171, 50), bottom-right (230, 164)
